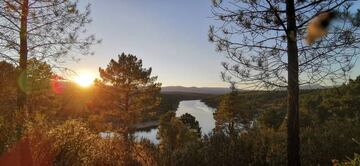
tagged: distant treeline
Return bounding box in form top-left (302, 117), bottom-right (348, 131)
top-left (155, 92), bottom-right (217, 115)
top-left (201, 89), bottom-right (322, 109)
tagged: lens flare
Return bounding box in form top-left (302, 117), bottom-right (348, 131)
top-left (51, 76), bottom-right (64, 94)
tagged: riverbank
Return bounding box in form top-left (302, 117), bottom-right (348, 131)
top-left (133, 120), bottom-right (159, 130)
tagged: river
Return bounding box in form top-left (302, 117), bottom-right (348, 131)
top-left (134, 100), bottom-right (216, 144)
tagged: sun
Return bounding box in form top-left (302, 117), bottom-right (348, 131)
top-left (74, 71), bottom-right (95, 87)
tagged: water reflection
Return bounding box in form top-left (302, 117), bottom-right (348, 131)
top-left (134, 100), bottom-right (216, 143)
top-left (135, 128), bottom-right (159, 144)
top-left (176, 100), bottom-right (216, 134)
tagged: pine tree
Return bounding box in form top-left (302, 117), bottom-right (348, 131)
top-left (214, 84), bottom-right (251, 138)
top-left (96, 53), bottom-right (161, 134)
top-left (179, 113), bottom-right (201, 137)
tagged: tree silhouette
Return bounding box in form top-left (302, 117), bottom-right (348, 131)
top-left (95, 53), bottom-right (161, 165)
top-left (0, 0), bottom-right (99, 111)
top-left (214, 84), bottom-right (252, 138)
top-left (26, 58), bottom-right (59, 114)
top-left (158, 112), bottom-right (199, 165)
top-left (96, 53), bottom-right (161, 134)
top-left (210, 0), bottom-right (360, 165)
top-left (179, 113), bottom-right (201, 137)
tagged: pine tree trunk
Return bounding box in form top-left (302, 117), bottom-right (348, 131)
top-left (124, 90), bottom-right (130, 133)
top-left (286, 0), bottom-right (301, 165)
top-left (18, 0), bottom-right (29, 112)
top-left (123, 90), bottom-right (133, 165)
top-left (19, 2), bottom-right (31, 165)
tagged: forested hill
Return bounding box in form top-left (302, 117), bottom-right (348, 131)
top-left (201, 89), bottom-right (322, 109)
top-left (156, 92), bottom-right (217, 116)
top-left (200, 83), bottom-right (335, 109)
top-left (161, 86), bottom-right (231, 94)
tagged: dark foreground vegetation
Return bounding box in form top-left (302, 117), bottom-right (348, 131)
top-left (192, 79), bottom-right (360, 166)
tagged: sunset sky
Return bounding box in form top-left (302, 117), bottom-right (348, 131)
top-left (66, 0), bottom-right (229, 87)
top-left (66, 0), bottom-right (360, 88)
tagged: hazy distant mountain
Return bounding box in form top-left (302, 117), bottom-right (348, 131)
top-left (161, 86), bottom-right (231, 94)
top-left (275, 84), bottom-right (329, 90)
top-left (300, 84), bottom-right (327, 90)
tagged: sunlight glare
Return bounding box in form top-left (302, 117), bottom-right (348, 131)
top-left (74, 71), bottom-right (95, 87)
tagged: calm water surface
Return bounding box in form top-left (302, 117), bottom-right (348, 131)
top-left (134, 100), bottom-right (216, 143)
